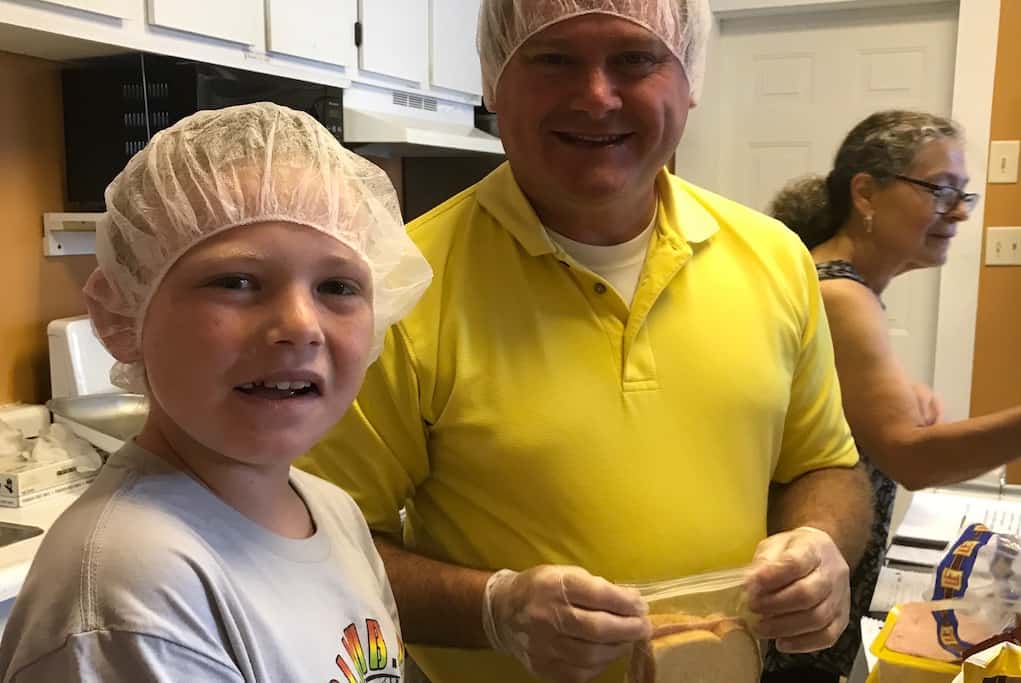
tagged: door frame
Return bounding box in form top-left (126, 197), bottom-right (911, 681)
top-left (680, 0), bottom-right (998, 421)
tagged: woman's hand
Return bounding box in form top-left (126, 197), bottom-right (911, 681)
top-left (912, 383), bottom-right (944, 426)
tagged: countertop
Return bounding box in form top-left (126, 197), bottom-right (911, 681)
top-left (0, 492), bottom-right (82, 602)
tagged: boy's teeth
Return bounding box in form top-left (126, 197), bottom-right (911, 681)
top-left (238, 379), bottom-right (314, 391)
top-left (263, 381), bottom-right (312, 391)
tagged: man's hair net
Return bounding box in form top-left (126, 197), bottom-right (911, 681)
top-left (84, 102), bottom-right (432, 391)
top-left (478, 0), bottom-right (712, 106)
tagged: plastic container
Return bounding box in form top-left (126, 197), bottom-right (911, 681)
top-left (961, 642), bottom-right (1021, 681)
top-left (867, 605), bottom-right (962, 683)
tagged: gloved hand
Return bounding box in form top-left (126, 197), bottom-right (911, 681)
top-left (482, 565), bottom-right (651, 683)
top-left (747, 526), bottom-right (851, 654)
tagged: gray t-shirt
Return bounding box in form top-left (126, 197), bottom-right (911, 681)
top-left (0, 442), bottom-right (404, 682)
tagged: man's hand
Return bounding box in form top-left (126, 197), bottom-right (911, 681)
top-left (482, 565), bottom-right (652, 683)
top-left (746, 526), bottom-right (850, 653)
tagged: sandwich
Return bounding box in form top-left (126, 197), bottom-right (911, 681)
top-left (628, 612), bottom-right (761, 682)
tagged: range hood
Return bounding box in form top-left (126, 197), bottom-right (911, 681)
top-left (343, 82), bottom-right (503, 157)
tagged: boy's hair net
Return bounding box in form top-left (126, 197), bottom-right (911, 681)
top-left (84, 102), bottom-right (432, 391)
top-left (478, 0), bottom-right (712, 106)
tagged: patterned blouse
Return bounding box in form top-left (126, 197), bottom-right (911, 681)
top-left (763, 260), bottom-right (897, 677)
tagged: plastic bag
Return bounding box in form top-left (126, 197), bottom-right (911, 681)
top-left (926, 523), bottom-right (1020, 659)
top-left (624, 567), bottom-right (758, 626)
top-left (622, 567), bottom-right (761, 683)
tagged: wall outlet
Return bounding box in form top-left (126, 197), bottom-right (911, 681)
top-left (989, 140), bottom-right (1020, 184)
top-left (986, 226), bottom-right (1021, 266)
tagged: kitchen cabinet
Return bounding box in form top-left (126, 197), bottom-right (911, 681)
top-left (430, 0), bottom-right (483, 98)
top-left (265, 0), bottom-right (356, 68)
top-left (358, 0), bottom-right (428, 86)
top-left (146, 0), bottom-right (260, 46)
top-left (0, 0), bottom-right (487, 105)
top-left (37, 0), bottom-right (138, 19)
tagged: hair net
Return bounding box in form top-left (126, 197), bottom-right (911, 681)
top-left (84, 102), bottom-right (432, 391)
top-left (478, 0), bottom-right (712, 106)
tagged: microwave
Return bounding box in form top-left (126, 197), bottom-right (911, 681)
top-left (61, 53), bottom-right (343, 211)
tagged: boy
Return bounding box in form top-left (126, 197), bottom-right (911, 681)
top-left (0, 102), bottom-right (432, 682)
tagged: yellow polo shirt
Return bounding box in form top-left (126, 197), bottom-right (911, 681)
top-left (299, 163), bottom-right (857, 683)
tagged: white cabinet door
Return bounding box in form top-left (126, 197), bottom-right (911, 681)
top-left (147, 0), bottom-right (260, 45)
top-left (431, 0), bottom-right (483, 97)
top-left (358, 0), bottom-right (428, 85)
top-left (266, 0), bottom-right (356, 68)
top-left (38, 0), bottom-right (139, 19)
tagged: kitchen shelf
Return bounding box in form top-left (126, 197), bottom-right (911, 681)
top-left (42, 212), bottom-right (101, 256)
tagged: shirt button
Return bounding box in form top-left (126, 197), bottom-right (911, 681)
top-left (593, 282), bottom-right (607, 294)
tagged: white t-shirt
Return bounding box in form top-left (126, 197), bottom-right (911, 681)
top-left (0, 442), bottom-right (403, 683)
top-left (546, 212), bottom-right (657, 304)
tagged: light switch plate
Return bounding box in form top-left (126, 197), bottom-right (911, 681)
top-left (989, 140), bottom-right (1020, 183)
top-left (986, 226), bottom-right (1021, 265)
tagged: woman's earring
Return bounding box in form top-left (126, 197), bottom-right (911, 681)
top-left (865, 214), bottom-right (874, 234)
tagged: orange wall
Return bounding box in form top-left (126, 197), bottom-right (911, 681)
top-left (0, 51), bottom-right (94, 405)
top-left (970, 1), bottom-right (1021, 482)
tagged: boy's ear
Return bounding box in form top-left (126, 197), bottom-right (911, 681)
top-left (83, 270), bottom-right (143, 364)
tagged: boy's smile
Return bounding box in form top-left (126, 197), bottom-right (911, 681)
top-left (236, 369), bottom-right (325, 399)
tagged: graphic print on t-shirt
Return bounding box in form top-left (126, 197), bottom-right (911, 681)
top-left (331, 618), bottom-right (404, 682)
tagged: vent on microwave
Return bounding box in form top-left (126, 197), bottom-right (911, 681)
top-left (392, 91), bottom-right (438, 112)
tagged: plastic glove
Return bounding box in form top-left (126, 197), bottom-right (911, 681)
top-left (482, 565), bottom-right (651, 683)
top-left (746, 526), bottom-right (850, 654)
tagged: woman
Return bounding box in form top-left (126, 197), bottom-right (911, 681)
top-left (765, 109), bottom-right (1021, 682)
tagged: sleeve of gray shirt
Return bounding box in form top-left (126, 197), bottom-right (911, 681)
top-left (10, 629), bottom-right (244, 683)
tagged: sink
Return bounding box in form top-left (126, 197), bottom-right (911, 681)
top-left (46, 393), bottom-right (148, 453)
top-left (0, 522), bottom-right (43, 549)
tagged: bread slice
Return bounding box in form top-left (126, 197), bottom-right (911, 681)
top-left (648, 612), bottom-right (744, 639)
top-left (629, 613), bottom-right (761, 682)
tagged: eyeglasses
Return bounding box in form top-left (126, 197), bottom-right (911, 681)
top-left (894, 175), bottom-right (981, 215)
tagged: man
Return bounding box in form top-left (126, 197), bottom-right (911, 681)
top-left (300, 2), bottom-right (873, 682)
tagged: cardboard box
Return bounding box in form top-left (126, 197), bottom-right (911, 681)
top-left (0, 457), bottom-right (96, 508)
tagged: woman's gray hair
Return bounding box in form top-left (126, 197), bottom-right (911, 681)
top-left (769, 110), bottom-right (962, 249)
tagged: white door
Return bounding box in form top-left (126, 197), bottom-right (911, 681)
top-left (147, 0), bottom-right (260, 46)
top-left (431, 0), bottom-right (484, 97)
top-left (710, 3), bottom-right (959, 386)
top-left (265, 0), bottom-right (357, 68)
top-left (39, 0), bottom-right (139, 19)
top-left (358, 0), bottom-right (428, 86)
